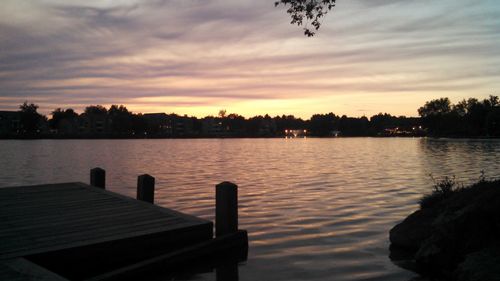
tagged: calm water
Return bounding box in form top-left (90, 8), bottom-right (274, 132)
top-left (1, 138), bottom-right (499, 280)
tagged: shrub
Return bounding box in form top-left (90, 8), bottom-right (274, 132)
top-left (420, 176), bottom-right (460, 209)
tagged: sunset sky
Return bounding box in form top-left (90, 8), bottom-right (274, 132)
top-left (0, 0), bottom-right (499, 118)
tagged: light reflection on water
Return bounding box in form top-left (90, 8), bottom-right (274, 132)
top-left (1, 138), bottom-right (499, 281)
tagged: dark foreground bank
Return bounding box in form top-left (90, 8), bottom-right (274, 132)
top-left (389, 178), bottom-right (500, 281)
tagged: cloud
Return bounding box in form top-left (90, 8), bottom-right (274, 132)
top-left (0, 0), bottom-right (499, 117)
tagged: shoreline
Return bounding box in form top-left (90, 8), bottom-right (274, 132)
top-left (1, 135), bottom-right (499, 140)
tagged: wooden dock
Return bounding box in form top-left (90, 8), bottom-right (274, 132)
top-left (0, 170), bottom-right (247, 280)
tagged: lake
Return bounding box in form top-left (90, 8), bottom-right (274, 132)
top-left (1, 138), bottom-right (499, 280)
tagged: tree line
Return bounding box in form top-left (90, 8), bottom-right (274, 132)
top-left (418, 95), bottom-right (500, 137)
top-left (1, 95), bottom-right (498, 138)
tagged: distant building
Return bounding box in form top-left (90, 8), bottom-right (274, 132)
top-left (330, 130), bottom-right (341, 137)
top-left (78, 113), bottom-right (109, 135)
top-left (284, 129), bottom-right (307, 138)
top-left (51, 117), bottom-right (79, 135)
top-left (174, 116), bottom-right (194, 136)
top-left (144, 113), bottom-right (173, 136)
top-left (382, 126), bottom-right (425, 137)
top-left (0, 111), bottom-right (21, 135)
top-left (201, 117), bottom-right (222, 136)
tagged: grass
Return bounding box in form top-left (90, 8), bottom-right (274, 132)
top-left (419, 172), bottom-right (491, 209)
top-left (419, 175), bottom-right (462, 209)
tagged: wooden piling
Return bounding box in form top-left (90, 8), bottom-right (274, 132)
top-left (216, 182), bottom-right (238, 237)
top-left (137, 174), bottom-right (155, 204)
top-left (90, 168), bottom-right (105, 189)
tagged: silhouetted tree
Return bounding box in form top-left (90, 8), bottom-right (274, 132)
top-left (370, 113), bottom-right (398, 134)
top-left (274, 115), bottom-right (306, 133)
top-left (339, 115), bottom-right (369, 136)
top-left (19, 101), bottom-right (44, 134)
top-left (108, 105), bottom-right (133, 134)
top-left (464, 96), bottom-right (500, 136)
top-left (418, 95), bottom-right (500, 137)
top-left (418, 98), bottom-right (452, 117)
top-left (276, 0), bottom-right (337, 36)
top-left (191, 117), bottom-right (203, 135)
top-left (108, 105), bottom-right (129, 116)
top-left (218, 109), bottom-right (227, 118)
top-left (50, 108), bottom-right (78, 133)
top-left (84, 105), bottom-right (107, 115)
top-left (418, 98), bottom-right (452, 135)
top-left (309, 113), bottom-right (339, 136)
top-left (246, 116), bottom-right (263, 136)
top-left (224, 113), bottom-right (246, 135)
top-left (83, 105), bottom-right (108, 134)
top-left (486, 106), bottom-right (500, 136)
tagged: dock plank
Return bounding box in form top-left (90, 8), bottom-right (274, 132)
top-left (0, 258), bottom-right (68, 281)
top-left (0, 182), bottom-right (213, 264)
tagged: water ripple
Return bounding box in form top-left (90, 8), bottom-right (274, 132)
top-left (1, 138), bottom-right (499, 281)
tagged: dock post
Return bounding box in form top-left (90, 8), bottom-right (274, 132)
top-left (90, 168), bottom-right (106, 189)
top-left (137, 174), bottom-right (155, 204)
top-left (216, 181), bottom-right (238, 237)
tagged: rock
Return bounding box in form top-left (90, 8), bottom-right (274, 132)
top-left (389, 208), bottom-right (435, 252)
top-left (455, 246), bottom-right (500, 281)
top-left (414, 234), bottom-right (455, 276)
top-left (389, 179), bottom-right (500, 281)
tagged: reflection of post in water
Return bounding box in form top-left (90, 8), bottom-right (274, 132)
top-left (216, 262), bottom-right (239, 281)
top-left (213, 232), bottom-right (247, 281)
